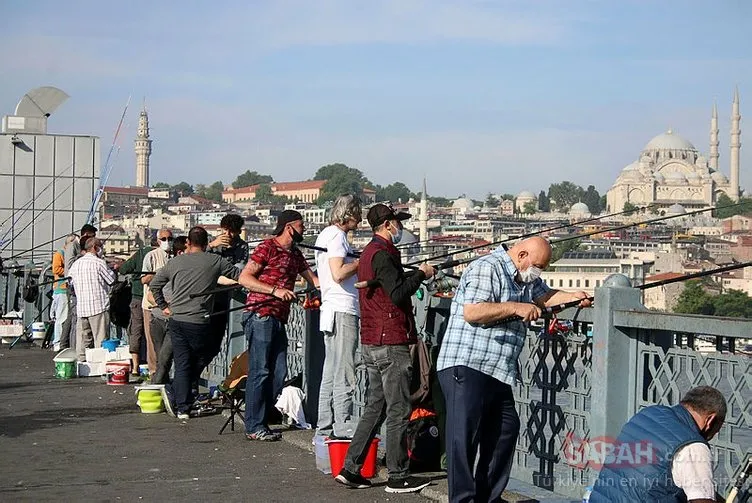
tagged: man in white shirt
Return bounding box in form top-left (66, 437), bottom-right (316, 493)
top-left (67, 238), bottom-right (116, 362)
top-left (591, 386), bottom-right (726, 503)
top-left (314, 195), bottom-right (362, 439)
top-left (141, 228), bottom-right (174, 374)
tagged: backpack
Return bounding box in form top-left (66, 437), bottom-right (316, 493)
top-left (109, 280), bottom-right (132, 328)
top-left (23, 275), bottom-right (39, 303)
top-left (406, 410), bottom-right (441, 473)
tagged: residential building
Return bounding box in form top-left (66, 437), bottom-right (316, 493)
top-left (642, 272), bottom-right (685, 311)
top-left (541, 250), bottom-right (654, 295)
top-left (222, 180), bottom-right (327, 204)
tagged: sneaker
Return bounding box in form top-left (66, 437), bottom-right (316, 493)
top-left (177, 412), bottom-right (190, 420)
top-left (161, 384), bottom-right (176, 417)
top-left (245, 429), bottom-right (282, 442)
top-left (385, 476), bottom-right (431, 494)
top-left (335, 469), bottom-right (372, 489)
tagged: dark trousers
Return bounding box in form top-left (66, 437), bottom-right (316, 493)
top-left (170, 320), bottom-right (209, 414)
top-left (343, 344), bottom-right (412, 480)
top-left (200, 312), bottom-right (227, 372)
top-left (60, 293), bottom-right (76, 350)
top-left (438, 366), bottom-right (520, 503)
top-left (150, 316), bottom-right (172, 385)
top-left (243, 313), bottom-right (287, 434)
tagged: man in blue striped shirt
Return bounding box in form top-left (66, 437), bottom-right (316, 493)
top-left (437, 236), bottom-right (590, 503)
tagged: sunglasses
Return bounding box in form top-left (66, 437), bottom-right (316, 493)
top-left (159, 237), bottom-right (174, 242)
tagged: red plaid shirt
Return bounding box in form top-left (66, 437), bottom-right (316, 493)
top-left (245, 238), bottom-right (309, 322)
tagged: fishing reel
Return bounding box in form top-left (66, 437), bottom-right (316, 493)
top-left (423, 270), bottom-right (457, 297)
top-left (301, 290), bottom-right (321, 310)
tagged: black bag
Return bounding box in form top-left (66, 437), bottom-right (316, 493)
top-left (23, 276), bottom-right (39, 303)
top-left (109, 280), bottom-right (132, 328)
top-left (406, 413), bottom-right (441, 472)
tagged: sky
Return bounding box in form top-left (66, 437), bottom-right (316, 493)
top-left (1, 0), bottom-right (751, 198)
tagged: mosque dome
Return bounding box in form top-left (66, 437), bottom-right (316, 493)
top-left (685, 171), bottom-right (701, 183)
top-left (517, 190), bottom-right (536, 199)
top-left (569, 202), bottom-right (591, 215)
top-left (643, 129), bottom-right (697, 152)
top-left (452, 197), bottom-right (474, 210)
top-left (663, 171), bottom-right (687, 184)
top-left (711, 171), bottom-right (728, 184)
top-left (666, 203), bottom-right (687, 215)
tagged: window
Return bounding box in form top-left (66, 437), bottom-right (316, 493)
top-left (585, 279), bottom-right (590, 287)
top-left (576, 279), bottom-right (581, 287)
top-left (596, 280), bottom-right (601, 287)
top-left (559, 280), bottom-right (563, 287)
top-left (568, 279), bottom-right (573, 287)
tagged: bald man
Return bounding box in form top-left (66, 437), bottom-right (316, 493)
top-left (437, 237), bottom-right (590, 503)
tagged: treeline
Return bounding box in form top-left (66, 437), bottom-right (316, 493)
top-left (674, 280), bottom-right (752, 318)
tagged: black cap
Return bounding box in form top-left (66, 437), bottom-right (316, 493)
top-left (273, 210), bottom-right (303, 235)
top-left (367, 203), bottom-right (411, 230)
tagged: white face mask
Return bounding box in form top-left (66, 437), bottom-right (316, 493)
top-left (519, 265), bottom-right (542, 283)
top-left (96, 247), bottom-right (104, 259)
top-left (159, 240), bottom-right (172, 252)
top-left (388, 223), bottom-right (403, 244)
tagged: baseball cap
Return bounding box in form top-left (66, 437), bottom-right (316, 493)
top-left (273, 210), bottom-right (303, 235)
top-left (367, 203), bottom-right (411, 230)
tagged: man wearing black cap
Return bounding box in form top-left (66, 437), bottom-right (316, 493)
top-left (335, 203), bottom-right (434, 494)
top-left (238, 210), bottom-right (319, 441)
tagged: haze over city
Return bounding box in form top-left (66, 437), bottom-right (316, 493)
top-left (1, 0), bottom-right (751, 197)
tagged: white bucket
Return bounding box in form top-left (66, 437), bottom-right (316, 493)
top-left (31, 322), bottom-right (46, 340)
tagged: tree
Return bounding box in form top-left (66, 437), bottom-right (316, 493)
top-left (713, 193), bottom-right (752, 218)
top-left (551, 239), bottom-right (580, 263)
top-left (376, 182), bottom-right (416, 204)
top-left (500, 193), bottom-right (516, 202)
top-left (538, 191), bottom-right (550, 212)
top-left (522, 201), bottom-right (537, 214)
top-left (152, 182), bottom-right (170, 189)
top-left (197, 181), bottom-right (225, 202)
top-left (485, 193), bottom-right (500, 208)
top-left (712, 289), bottom-right (752, 318)
top-left (232, 170), bottom-right (274, 189)
top-left (623, 201), bottom-right (638, 215)
top-left (314, 163), bottom-right (374, 204)
top-left (429, 196), bottom-right (452, 207)
top-left (582, 185), bottom-right (602, 214)
top-left (674, 281), bottom-right (715, 315)
top-left (600, 195), bottom-right (608, 212)
top-left (171, 182), bottom-right (194, 196)
top-left (253, 183), bottom-right (289, 204)
top-left (547, 182), bottom-right (585, 212)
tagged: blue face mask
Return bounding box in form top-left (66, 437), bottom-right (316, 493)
top-left (389, 223), bottom-right (403, 244)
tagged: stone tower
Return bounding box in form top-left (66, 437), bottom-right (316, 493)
top-left (729, 87), bottom-right (741, 201)
top-left (134, 104), bottom-right (152, 188)
top-left (419, 177), bottom-right (428, 253)
top-left (709, 101), bottom-right (719, 171)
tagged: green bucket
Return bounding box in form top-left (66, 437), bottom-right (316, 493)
top-left (55, 360), bottom-right (76, 379)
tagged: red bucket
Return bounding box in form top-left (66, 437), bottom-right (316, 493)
top-left (106, 361), bottom-right (130, 385)
top-left (326, 438), bottom-right (379, 479)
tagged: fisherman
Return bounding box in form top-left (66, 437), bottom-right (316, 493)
top-left (119, 233), bottom-right (158, 376)
top-left (50, 234), bottom-right (77, 351)
top-left (590, 386), bottom-right (726, 503)
top-left (67, 238), bottom-right (116, 362)
top-left (148, 235), bottom-right (187, 385)
top-left (437, 236), bottom-right (591, 503)
top-left (237, 210), bottom-right (319, 441)
top-left (61, 224), bottom-right (97, 352)
top-left (150, 227), bottom-right (241, 420)
top-left (205, 214), bottom-right (249, 371)
top-left (335, 203), bottom-right (433, 494)
top-left (314, 194), bottom-right (362, 440)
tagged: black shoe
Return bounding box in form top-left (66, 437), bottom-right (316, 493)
top-left (335, 469), bottom-right (372, 489)
top-left (385, 476), bottom-right (430, 494)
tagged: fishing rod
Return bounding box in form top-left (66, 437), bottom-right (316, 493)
top-left (485, 260), bottom-right (752, 326)
top-left (432, 201), bottom-right (748, 272)
top-left (725, 456), bottom-right (751, 503)
top-left (204, 286), bottom-right (319, 318)
top-left (403, 202), bottom-right (666, 267)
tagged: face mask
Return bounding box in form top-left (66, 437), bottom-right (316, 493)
top-left (519, 265), bottom-right (542, 283)
top-left (291, 228), bottom-right (304, 244)
top-left (388, 223), bottom-right (403, 244)
top-left (159, 240), bottom-right (172, 252)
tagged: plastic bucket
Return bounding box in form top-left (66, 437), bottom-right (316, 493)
top-left (326, 438), bottom-right (379, 479)
top-left (102, 339), bottom-right (119, 352)
top-left (106, 361), bottom-right (130, 385)
top-left (136, 385), bottom-right (165, 414)
top-left (54, 361), bottom-right (76, 379)
top-left (31, 322), bottom-right (46, 340)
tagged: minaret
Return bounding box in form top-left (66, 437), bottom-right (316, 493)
top-left (709, 101), bottom-right (719, 171)
top-left (134, 103), bottom-right (152, 188)
top-left (419, 177), bottom-right (428, 252)
top-left (730, 87), bottom-right (741, 201)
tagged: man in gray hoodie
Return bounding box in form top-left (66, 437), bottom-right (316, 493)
top-left (150, 227), bottom-right (240, 420)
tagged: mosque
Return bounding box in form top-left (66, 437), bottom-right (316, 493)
top-left (606, 90), bottom-right (742, 213)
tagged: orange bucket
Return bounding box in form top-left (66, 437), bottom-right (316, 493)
top-left (326, 438), bottom-right (379, 479)
top-left (106, 361), bottom-right (130, 385)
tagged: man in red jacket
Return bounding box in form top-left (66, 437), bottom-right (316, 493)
top-left (335, 204), bottom-right (434, 494)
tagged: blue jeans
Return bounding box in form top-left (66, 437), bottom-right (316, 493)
top-left (243, 313), bottom-right (288, 434)
top-left (170, 320), bottom-right (210, 414)
top-left (316, 312), bottom-right (359, 438)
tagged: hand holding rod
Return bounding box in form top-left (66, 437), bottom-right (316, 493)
top-left (203, 286), bottom-right (318, 318)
